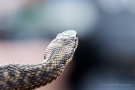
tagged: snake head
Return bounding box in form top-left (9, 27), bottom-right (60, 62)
top-left (45, 30), bottom-right (78, 63)
top-left (55, 30), bottom-right (78, 62)
top-left (56, 30), bottom-right (78, 52)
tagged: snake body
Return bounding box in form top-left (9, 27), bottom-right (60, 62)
top-left (0, 30), bottom-right (78, 90)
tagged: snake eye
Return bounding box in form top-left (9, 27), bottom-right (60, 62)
top-left (63, 37), bottom-right (68, 41)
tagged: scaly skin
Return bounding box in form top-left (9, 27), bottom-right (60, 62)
top-left (0, 30), bottom-right (78, 90)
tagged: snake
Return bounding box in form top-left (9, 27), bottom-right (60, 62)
top-left (0, 30), bottom-right (78, 90)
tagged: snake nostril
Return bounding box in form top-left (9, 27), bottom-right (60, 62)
top-left (76, 34), bottom-right (78, 37)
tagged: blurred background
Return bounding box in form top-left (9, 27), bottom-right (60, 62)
top-left (0, 0), bottom-right (135, 90)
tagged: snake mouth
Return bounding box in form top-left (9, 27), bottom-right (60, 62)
top-left (75, 37), bottom-right (78, 42)
top-left (75, 38), bottom-right (78, 46)
top-left (75, 39), bottom-right (77, 42)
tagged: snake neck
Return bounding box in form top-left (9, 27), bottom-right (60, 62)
top-left (26, 58), bottom-right (66, 89)
top-left (26, 57), bottom-right (66, 89)
top-left (0, 58), bottom-right (66, 90)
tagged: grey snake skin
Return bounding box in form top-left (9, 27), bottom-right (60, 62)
top-left (0, 30), bottom-right (78, 90)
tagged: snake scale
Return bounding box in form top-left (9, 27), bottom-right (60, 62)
top-left (0, 30), bottom-right (78, 90)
